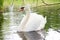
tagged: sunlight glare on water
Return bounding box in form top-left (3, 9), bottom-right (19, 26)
top-left (45, 28), bottom-right (60, 40)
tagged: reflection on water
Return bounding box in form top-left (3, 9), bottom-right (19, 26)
top-left (45, 28), bottom-right (60, 40)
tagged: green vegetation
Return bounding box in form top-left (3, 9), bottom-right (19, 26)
top-left (0, 0), bottom-right (4, 40)
top-left (3, 0), bottom-right (60, 7)
top-left (33, 4), bottom-right (60, 31)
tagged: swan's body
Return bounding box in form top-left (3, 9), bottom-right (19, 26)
top-left (17, 4), bottom-right (47, 40)
top-left (18, 13), bottom-right (46, 32)
top-left (17, 5), bottom-right (47, 32)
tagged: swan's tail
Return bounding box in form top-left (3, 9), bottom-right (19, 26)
top-left (44, 16), bottom-right (47, 24)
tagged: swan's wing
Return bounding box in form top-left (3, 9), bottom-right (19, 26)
top-left (37, 16), bottom-right (47, 30)
top-left (19, 13), bottom-right (41, 31)
top-left (23, 13), bottom-right (46, 31)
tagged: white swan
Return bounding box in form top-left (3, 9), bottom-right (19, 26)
top-left (17, 4), bottom-right (47, 32)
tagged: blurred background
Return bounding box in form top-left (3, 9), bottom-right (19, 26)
top-left (0, 0), bottom-right (60, 40)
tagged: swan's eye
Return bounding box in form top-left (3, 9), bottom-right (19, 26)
top-left (21, 7), bottom-right (24, 9)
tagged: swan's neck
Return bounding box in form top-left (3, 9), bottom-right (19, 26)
top-left (25, 5), bottom-right (32, 14)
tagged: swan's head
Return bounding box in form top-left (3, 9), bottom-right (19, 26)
top-left (19, 7), bottom-right (25, 12)
top-left (19, 4), bottom-right (32, 13)
top-left (24, 4), bottom-right (32, 13)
